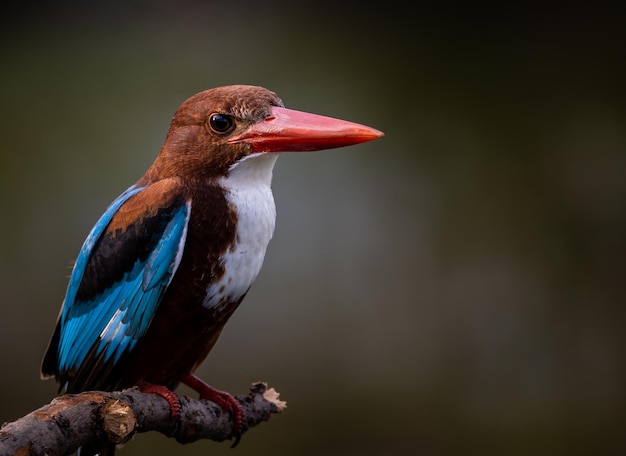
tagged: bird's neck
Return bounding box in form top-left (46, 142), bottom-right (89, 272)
top-left (201, 152), bottom-right (279, 310)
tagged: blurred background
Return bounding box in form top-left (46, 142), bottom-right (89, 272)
top-left (1, 2), bottom-right (625, 455)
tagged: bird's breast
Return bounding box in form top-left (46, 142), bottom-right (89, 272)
top-left (202, 153), bottom-right (278, 310)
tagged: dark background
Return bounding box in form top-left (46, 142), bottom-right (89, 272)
top-left (1, 2), bottom-right (625, 455)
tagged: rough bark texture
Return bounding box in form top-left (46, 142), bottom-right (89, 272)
top-left (0, 383), bottom-right (286, 456)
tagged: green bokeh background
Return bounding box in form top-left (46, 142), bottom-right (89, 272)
top-left (1, 2), bottom-right (625, 455)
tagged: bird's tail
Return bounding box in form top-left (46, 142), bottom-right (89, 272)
top-left (78, 442), bottom-right (116, 456)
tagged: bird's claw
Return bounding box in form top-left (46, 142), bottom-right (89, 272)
top-left (206, 388), bottom-right (245, 447)
top-left (230, 429), bottom-right (242, 448)
top-left (137, 381), bottom-right (182, 418)
top-left (225, 396), bottom-right (245, 448)
top-left (179, 373), bottom-right (246, 446)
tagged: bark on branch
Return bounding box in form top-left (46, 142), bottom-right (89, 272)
top-left (0, 382), bottom-right (286, 456)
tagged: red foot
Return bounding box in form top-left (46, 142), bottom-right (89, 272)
top-left (179, 373), bottom-right (245, 447)
top-left (138, 381), bottom-right (182, 418)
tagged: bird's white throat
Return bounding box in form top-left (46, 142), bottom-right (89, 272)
top-left (202, 153), bottom-right (279, 309)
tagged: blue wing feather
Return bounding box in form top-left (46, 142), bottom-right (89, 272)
top-left (142, 209), bottom-right (189, 290)
top-left (63, 185), bottom-right (144, 312)
top-left (56, 185), bottom-right (144, 373)
top-left (53, 184), bottom-right (190, 388)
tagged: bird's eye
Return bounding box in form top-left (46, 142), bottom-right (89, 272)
top-left (208, 113), bottom-right (235, 134)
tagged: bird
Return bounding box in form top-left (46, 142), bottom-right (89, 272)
top-left (40, 84), bottom-right (383, 454)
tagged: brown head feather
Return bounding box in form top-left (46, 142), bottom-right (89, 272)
top-left (146, 85), bottom-right (284, 182)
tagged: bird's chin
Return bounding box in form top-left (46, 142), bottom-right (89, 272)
top-left (227, 152), bottom-right (279, 183)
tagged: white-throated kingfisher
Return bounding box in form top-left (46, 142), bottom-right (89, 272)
top-left (41, 85), bottom-right (383, 453)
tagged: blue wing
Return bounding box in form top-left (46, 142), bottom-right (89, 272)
top-left (42, 181), bottom-right (190, 391)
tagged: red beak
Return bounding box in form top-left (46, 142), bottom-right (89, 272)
top-left (228, 106), bottom-right (384, 152)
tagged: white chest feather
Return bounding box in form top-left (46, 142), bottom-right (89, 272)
top-left (203, 153), bottom-right (278, 309)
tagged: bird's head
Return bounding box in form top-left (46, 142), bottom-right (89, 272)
top-left (149, 85), bottom-right (383, 181)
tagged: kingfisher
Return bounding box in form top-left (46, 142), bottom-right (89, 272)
top-left (41, 85), bottom-right (383, 453)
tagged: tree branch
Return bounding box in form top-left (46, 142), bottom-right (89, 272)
top-left (0, 382), bottom-right (286, 456)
